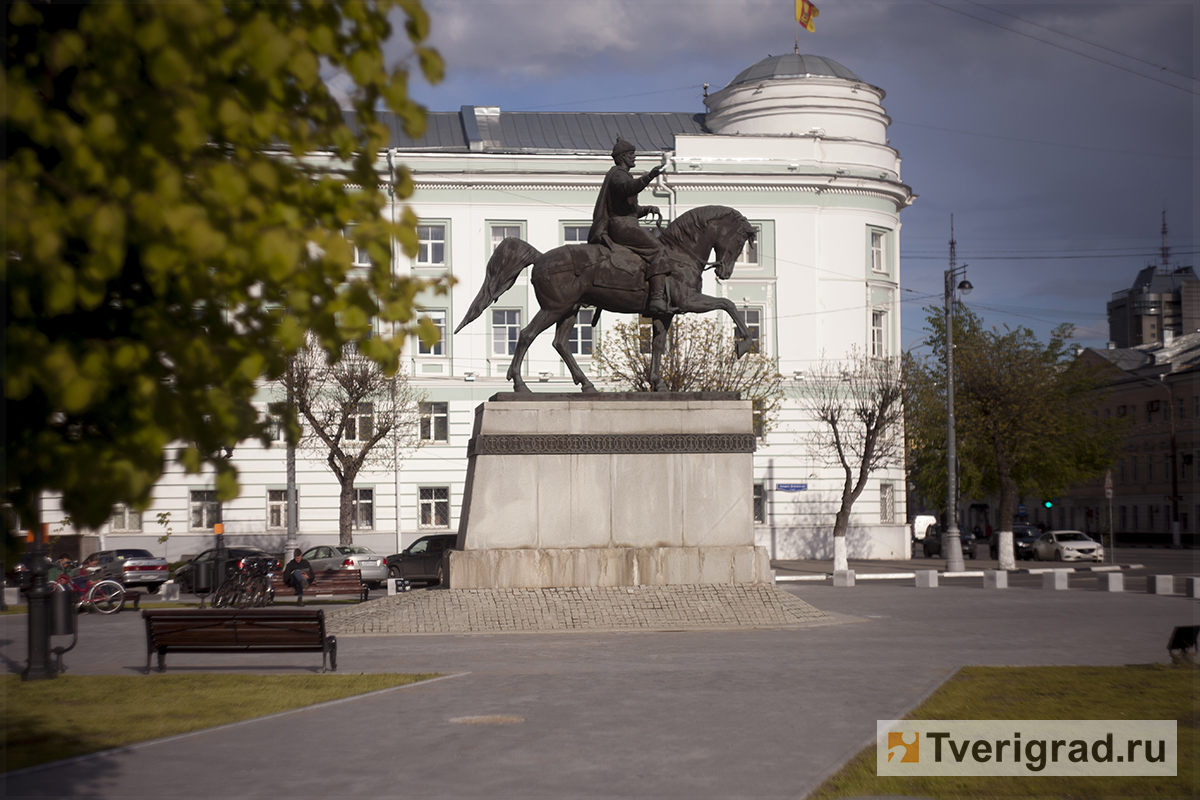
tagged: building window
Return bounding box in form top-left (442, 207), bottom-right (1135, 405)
top-left (740, 307), bottom-right (762, 354)
top-left (1119, 505), bottom-right (1127, 531)
top-left (1181, 511), bottom-right (1189, 532)
top-left (753, 483), bottom-right (766, 523)
top-left (564, 225), bottom-right (589, 245)
top-left (417, 224), bottom-right (446, 267)
top-left (419, 487), bottom-right (450, 529)
top-left (1131, 456), bottom-right (1138, 482)
top-left (871, 310), bottom-right (887, 358)
top-left (345, 403), bottom-right (374, 441)
top-left (267, 489), bottom-right (295, 530)
top-left (347, 226), bottom-right (373, 268)
top-left (189, 490), bottom-right (221, 530)
top-left (1131, 505), bottom-right (1139, 532)
top-left (110, 504), bottom-right (142, 532)
top-left (418, 310), bottom-right (447, 356)
top-left (352, 488), bottom-right (374, 530)
top-left (570, 308), bottom-right (596, 355)
top-left (880, 483), bottom-right (895, 524)
top-left (752, 399), bottom-right (766, 439)
top-left (491, 224), bottom-right (521, 253)
top-left (1118, 458), bottom-right (1125, 483)
top-left (420, 402), bottom-right (449, 442)
top-left (870, 229), bottom-right (885, 273)
top-left (492, 309), bottom-right (521, 356)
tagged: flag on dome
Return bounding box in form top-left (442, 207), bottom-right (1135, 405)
top-left (795, 0), bottom-right (819, 32)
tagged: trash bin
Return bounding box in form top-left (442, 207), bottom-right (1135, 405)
top-left (49, 588), bottom-right (77, 636)
top-left (194, 561), bottom-right (215, 594)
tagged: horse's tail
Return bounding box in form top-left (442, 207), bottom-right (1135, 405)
top-left (455, 237), bottom-right (542, 333)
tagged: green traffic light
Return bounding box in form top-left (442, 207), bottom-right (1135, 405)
top-left (1043, 501), bottom-right (1053, 509)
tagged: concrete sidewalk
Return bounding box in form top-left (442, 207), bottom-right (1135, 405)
top-left (3, 580), bottom-right (1196, 799)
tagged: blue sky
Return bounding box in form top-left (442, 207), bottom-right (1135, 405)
top-left (375, 0), bottom-right (1197, 353)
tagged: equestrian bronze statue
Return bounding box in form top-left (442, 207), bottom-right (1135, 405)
top-left (456, 198), bottom-right (758, 393)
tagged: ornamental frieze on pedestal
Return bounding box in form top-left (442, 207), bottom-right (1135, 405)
top-left (468, 433), bottom-right (757, 457)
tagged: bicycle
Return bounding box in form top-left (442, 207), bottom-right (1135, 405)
top-left (211, 556), bottom-right (275, 609)
top-left (53, 571), bottom-right (126, 614)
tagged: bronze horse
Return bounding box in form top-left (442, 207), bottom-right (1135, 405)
top-left (456, 205), bottom-right (758, 393)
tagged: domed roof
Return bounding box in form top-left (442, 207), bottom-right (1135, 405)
top-left (726, 54), bottom-right (861, 87)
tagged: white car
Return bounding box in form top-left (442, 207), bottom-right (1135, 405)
top-left (1031, 530), bottom-right (1104, 562)
top-left (301, 545), bottom-right (388, 588)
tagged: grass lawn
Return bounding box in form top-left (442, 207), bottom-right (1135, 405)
top-left (3, 672), bottom-right (438, 772)
top-left (809, 663), bottom-right (1198, 799)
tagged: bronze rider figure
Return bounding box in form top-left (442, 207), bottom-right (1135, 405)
top-left (588, 138), bottom-right (671, 314)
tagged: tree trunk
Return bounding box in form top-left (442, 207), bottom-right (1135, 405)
top-left (832, 507), bottom-right (851, 572)
top-left (995, 470), bottom-right (1019, 571)
top-left (337, 473), bottom-right (357, 547)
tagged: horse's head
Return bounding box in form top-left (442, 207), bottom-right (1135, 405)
top-left (661, 206), bottom-right (756, 281)
top-left (713, 215), bottom-right (756, 281)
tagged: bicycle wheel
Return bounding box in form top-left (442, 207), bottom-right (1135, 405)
top-left (86, 580), bottom-right (126, 614)
top-left (211, 579), bottom-right (237, 608)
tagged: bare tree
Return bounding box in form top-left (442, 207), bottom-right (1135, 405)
top-left (594, 316), bottom-right (784, 436)
top-left (282, 339), bottom-right (424, 545)
top-left (803, 350), bottom-right (905, 572)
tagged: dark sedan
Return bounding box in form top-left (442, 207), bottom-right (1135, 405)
top-left (174, 547), bottom-right (280, 593)
top-left (922, 524), bottom-right (977, 559)
top-left (989, 524), bottom-right (1041, 560)
top-left (386, 534), bottom-right (458, 586)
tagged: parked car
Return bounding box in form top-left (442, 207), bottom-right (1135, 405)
top-left (83, 548), bottom-right (170, 592)
top-left (173, 547), bottom-right (281, 594)
top-left (1031, 530), bottom-right (1104, 562)
top-left (988, 524), bottom-right (1041, 560)
top-left (301, 545), bottom-right (388, 588)
top-left (922, 524), bottom-right (977, 559)
top-left (911, 515), bottom-right (937, 542)
top-left (386, 534), bottom-right (458, 586)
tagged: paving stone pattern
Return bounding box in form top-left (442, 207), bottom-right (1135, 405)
top-left (326, 583), bottom-right (831, 634)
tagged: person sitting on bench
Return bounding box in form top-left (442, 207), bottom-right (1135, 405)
top-left (282, 549), bottom-right (315, 606)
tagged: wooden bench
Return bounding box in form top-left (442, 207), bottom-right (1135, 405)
top-left (142, 608), bottom-right (336, 673)
top-left (270, 569), bottom-right (368, 602)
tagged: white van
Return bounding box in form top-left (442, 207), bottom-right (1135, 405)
top-left (911, 515), bottom-right (937, 541)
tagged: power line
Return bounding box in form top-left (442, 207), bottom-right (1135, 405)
top-left (889, 119), bottom-right (1190, 161)
top-left (960, 0), bottom-right (1196, 85)
top-left (920, 0), bottom-right (1200, 98)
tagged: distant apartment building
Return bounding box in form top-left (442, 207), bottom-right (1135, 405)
top-left (1106, 265), bottom-right (1198, 349)
top-left (1064, 332), bottom-right (1200, 545)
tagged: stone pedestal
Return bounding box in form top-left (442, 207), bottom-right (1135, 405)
top-left (915, 570), bottom-right (938, 588)
top-left (983, 570), bottom-right (1007, 589)
top-left (832, 570), bottom-right (855, 587)
top-left (1098, 573), bottom-right (1124, 593)
top-left (450, 393), bottom-right (771, 589)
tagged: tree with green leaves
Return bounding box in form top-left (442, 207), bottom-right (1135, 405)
top-left (905, 308), bottom-right (1123, 569)
top-left (593, 315), bottom-right (784, 436)
top-left (801, 350), bottom-right (905, 572)
top-left (4, 0), bottom-right (449, 538)
top-left (282, 339), bottom-right (424, 546)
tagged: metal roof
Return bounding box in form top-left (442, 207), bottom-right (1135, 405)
top-left (355, 108), bottom-right (708, 154)
top-left (725, 54), bottom-right (862, 86)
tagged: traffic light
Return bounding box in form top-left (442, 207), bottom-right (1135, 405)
top-left (1043, 500), bottom-right (1053, 509)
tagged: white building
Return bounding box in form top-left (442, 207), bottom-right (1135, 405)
top-left (48, 54), bottom-right (915, 563)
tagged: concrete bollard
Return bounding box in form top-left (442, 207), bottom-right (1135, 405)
top-left (915, 570), bottom-right (938, 588)
top-left (1042, 571), bottom-right (1069, 591)
top-left (832, 570), bottom-right (855, 588)
top-left (159, 581), bottom-right (181, 602)
top-left (1186, 577), bottom-right (1199, 598)
top-left (3, 587), bottom-right (21, 606)
top-left (1147, 575), bottom-right (1174, 595)
top-left (983, 570), bottom-right (1007, 589)
top-left (1097, 573), bottom-right (1124, 593)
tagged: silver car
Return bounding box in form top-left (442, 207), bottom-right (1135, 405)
top-left (1031, 530), bottom-right (1104, 562)
top-left (301, 545), bottom-right (388, 588)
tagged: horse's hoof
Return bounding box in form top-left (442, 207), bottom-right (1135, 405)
top-left (735, 338), bottom-right (752, 359)
top-left (580, 384), bottom-right (599, 394)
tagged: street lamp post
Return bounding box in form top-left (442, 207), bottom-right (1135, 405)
top-left (944, 260), bottom-right (972, 573)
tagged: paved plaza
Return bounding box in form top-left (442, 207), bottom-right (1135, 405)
top-left (3, 557), bottom-right (1197, 799)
